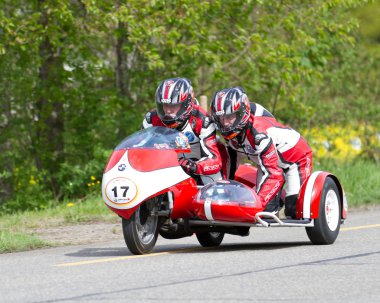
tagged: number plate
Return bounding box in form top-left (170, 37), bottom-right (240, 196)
top-left (105, 177), bottom-right (138, 204)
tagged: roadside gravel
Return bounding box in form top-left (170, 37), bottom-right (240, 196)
top-left (32, 222), bottom-right (123, 246)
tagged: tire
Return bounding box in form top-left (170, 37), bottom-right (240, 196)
top-left (196, 232), bottom-right (224, 247)
top-left (122, 198), bottom-right (159, 255)
top-left (306, 177), bottom-right (341, 245)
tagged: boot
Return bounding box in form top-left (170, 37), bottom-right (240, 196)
top-left (284, 195), bottom-right (297, 219)
top-left (263, 191), bottom-right (283, 214)
top-left (263, 198), bottom-right (279, 213)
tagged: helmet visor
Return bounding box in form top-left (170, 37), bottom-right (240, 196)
top-left (214, 112), bottom-right (243, 133)
top-left (156, 99), bottom-right (188, 122)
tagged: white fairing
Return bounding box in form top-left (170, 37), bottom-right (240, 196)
top-left (102, 151), bottom-right (190, 209)
top-left (302, 171), bottom-right (323, 218)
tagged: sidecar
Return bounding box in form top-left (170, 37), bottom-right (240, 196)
top-left (191, 163), bottom-right (348, 246)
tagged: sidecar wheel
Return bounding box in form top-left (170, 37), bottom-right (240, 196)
top-left (122, 199), bottom-right (159, 255)
top-left (306, 177), bottom-right (341, 245)
top-left (196, 232), bottom-right (224, 247)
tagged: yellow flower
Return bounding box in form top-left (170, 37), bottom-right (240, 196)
top-left (91, 176), bottom-right (96, 181)
top-left (87, 183), bottom-right (92, 187)
top-left (66, 203), bottom-right (75, 207)
top-left (29, 175), bottom-right (37, 185)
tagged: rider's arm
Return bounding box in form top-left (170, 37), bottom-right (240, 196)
top-left (194, 117), bottom-right (222, 175)
top-left (249, 133), bottom-right (285, 207)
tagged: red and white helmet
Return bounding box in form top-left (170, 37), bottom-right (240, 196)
top-left (210, 87), bottom-right (251, 139)
top-left (155, 77), bottom-right (195, 128)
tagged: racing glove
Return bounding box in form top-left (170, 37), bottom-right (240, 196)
top-left (179, 158), bottom-right (198, 174)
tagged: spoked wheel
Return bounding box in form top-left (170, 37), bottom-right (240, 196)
top-left (196, 231), bottom-right (224, 247)
top-left (122, 198), bottom-right (159, 255)
top-left (306, 177), bottom-right (341, 245)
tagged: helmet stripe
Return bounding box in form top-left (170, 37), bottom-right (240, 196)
top-left (163, 82), bottom-right (171, 99)
top-left (217, 94), bottom-right (223, 112)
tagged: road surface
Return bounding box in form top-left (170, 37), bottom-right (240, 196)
top-left (0, 207), bottom-right (379, 303)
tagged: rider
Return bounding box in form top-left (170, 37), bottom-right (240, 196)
top-left (142, 77), bottom-right (222, 184)
top-left (210, 87), bottom-right (313, 218)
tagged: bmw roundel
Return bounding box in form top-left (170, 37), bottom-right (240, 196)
top-left (118, 164), bottom-right (126, 171)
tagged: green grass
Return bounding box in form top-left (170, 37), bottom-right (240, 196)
top-left (314, 158), bottom-right (380, 206)
top-left (0, 231), bottom-right (50, 253)
top-left (0, 194), bottom-right (118, 253)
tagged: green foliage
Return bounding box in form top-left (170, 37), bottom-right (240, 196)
top-left (1, 0), bottom-right (379, 211)
top-left (56, 145), bottom-right (110, 199)
top-left (0, 167), bottom-right (53, 213)
top-left (353, 0), bottom-right (380, 53)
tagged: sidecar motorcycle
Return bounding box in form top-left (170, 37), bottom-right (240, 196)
top-left (102, 127), bottom-right (348, 255)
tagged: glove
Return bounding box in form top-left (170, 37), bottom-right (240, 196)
top-left (179, 158), bottom-right (198, 174)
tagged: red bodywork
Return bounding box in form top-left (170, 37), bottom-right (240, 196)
top-left (128, 149), bottom-right (180, 172)
top-left (234, 164), bottom-right (257, 189)
top-left (192, 184), bottom-right (263, 223)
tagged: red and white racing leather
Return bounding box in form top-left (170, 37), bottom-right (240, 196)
top-left (143, 104), bottom-right (222, 175)
top-left (227, 106), bottom-right (313, 207)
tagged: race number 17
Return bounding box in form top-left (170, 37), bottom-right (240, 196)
top-left (111, 186), bottom-right (129, 198)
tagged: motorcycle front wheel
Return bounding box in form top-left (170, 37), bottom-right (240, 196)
top-left (122, 198), bottom-right (159, 255)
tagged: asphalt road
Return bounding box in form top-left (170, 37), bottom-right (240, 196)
top-left (1, 208), bottom-right (379, 303)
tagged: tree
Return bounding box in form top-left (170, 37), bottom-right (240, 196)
top-left (0, 0), bottom-right (373, 209)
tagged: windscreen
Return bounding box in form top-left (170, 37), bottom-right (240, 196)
top-left (115, 126), bottom-right (190, 151)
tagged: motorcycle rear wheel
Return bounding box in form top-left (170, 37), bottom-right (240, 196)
top-left (122, 198), bottom-right (159, 255)
top-left (196, 231), bottom-right (224, 247)
top-left (306, 177), bottom-right (341, 245)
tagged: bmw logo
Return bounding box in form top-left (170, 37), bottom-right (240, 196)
top-left (118, 164), bottom-right (126, 171)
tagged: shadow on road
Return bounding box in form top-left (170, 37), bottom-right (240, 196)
top-left (65, 241), bottom-right (311, 258)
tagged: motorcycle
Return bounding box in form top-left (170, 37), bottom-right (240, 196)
top-left (102, 126), bottom-right (348, 255)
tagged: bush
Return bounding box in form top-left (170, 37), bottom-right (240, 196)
top-left (1, 145), bottom-right (111, 213)
top-left (0, 166), bottom-right (53, 213)
top-left (55, 145), bottom-right (111, 199)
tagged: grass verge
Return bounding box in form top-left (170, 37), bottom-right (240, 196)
top-left (314, 158), bottom-right (380, 206)
top-left (0, 194), bottom-right (118, 253)
top-left (0, 231), bottom-right (50, 253)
